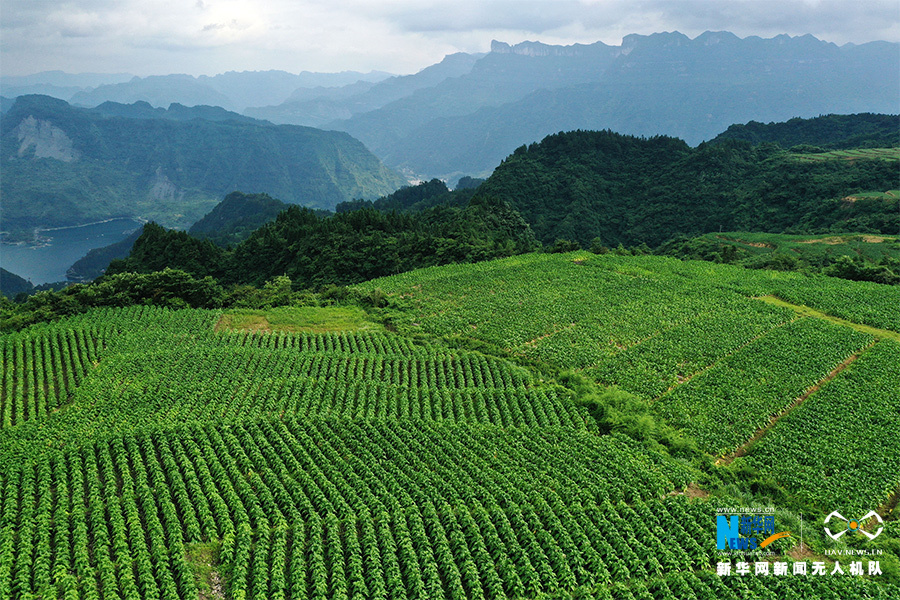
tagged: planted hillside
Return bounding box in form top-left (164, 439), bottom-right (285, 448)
top-left (3, 301), bottom-right (897, 599)
top-left (2, 248), bottom-right (900, 597)
top-left (359, 252), bottom-right (900, 504)
top-left (659, 231), bottom-right (900, 284)
top-left (476, 129), bottom-right (899, 247)
top-left (108, 196), bottom-right (539, 287)
top-left (0, 95), bottom-right (406, 234)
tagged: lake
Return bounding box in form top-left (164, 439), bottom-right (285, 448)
top-left (1, 218), bottom-right (143, 285)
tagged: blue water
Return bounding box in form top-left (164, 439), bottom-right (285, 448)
top-left (1, 218), bottom-right (142, 285)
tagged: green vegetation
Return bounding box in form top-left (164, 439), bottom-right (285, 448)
top-left (652, 318), bottom-right (873, 455)
top-left (3, 113), bottom-right (900, 599)
top-left (188, 191), bottom-right (291, 248)
top-left (105, 195), bottom-right (538, 288)
top-left (789, 147), bottom-right (900, 162)
top-left (358, 251), bottom-right (900, 506)
top-left (710, 113), bottom-right (899, 150)
top-left (745, 339), bottom-right (900, 513)
top-left (0, 268), bottom-right (32, 298)
top-left (476, 129), bottom-right (899, 247)
top-left (2, 249), bottom-right (900, 598)
top-left (756, 296), bottom-right (900, 343)
top-left (660, 231), bottom-right (900, 285)
top-left (217, 306), bottom-right (383, 334)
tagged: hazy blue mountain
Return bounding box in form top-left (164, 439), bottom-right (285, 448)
top-left (0, 268), bottom-right (34, 298)
top-left (244, 52), bottom-right (483, 127)
top-left (89, 100), bottom-right (259, 124)
top-left (330, 41), bottom-right (620, 175)
top-left (65, 70), bottom-right (393, 112)
top-left (69, 74), bottom-right (236, 110)
top-left (0, 71), bottom-right (133, 101)
top-left (325, 32), bottom-right (900, 179)
top-left (1, 95), bottom-right (407, 236)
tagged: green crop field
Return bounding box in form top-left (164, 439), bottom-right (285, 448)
top-left (707, 231), bottom-right (900, 263)
top-left (789, 147), bottom-right (900, 162)
top-left (2, 252), bottom-right (900, 599)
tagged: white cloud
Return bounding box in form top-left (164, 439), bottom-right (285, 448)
top-left (1, 0), bottom-right (897, 77)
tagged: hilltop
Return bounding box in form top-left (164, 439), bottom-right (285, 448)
top-left (474, 124), bottom-right (899, 247)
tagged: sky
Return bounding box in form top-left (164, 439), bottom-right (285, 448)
top-left (2, 0), bottom-right (899, 78)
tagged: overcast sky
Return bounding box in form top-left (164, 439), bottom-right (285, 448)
top-left (2, 0), bottom-right (898, 77)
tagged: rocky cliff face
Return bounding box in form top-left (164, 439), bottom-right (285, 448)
top-left (490, 39), bottom-right (609, 57)
top-left (14, 115), bottom-right (79, 162)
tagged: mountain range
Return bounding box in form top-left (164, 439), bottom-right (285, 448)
top-left (0, 70), bottom-right (393, 113)
top-left (4, 33), bottom-right (897, 183)
top-left (0, 95), bottom-right (406, 235)
top-left (325, 32), bottom-right (898, 181)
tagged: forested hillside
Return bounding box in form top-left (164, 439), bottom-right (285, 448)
top-left (188, 192), bottom-right (291, 247)
top-left (709, 113), bottom-right (899, 149)
top-left (476, 128), bottom-right (899, 247)
top-left (106, 195), bottom-right (538, 288)
top-left (0, 95), bottom-right (406, 235)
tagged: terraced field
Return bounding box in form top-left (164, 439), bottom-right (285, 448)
top-left (2, 252), bottom-right (899, 599)
top-left (360, 252), bottom-right (900, 506)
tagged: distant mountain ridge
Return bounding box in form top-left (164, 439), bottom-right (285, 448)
top-left (245, 52), bottom-right (483, 128)
top-left (1, 95), bottom-right (407, 234)
top-left (310, 32), bottom-right (897, 180)
top-left (1, 70), bottom-right (394, 112)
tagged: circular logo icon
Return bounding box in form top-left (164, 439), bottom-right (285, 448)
top-left (824, 511), bottom-right (884, 541)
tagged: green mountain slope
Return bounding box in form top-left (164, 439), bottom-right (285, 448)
top-left (475, 128), bottom-right (899, 247)
top-left (710, 113), bottom-right (899, 149)
top-left (188, 191), bottom-right (291, 247)
top-left (108, 195), bottom-right (539, 287)
top-left (0, 95), bottom-right (407, 234)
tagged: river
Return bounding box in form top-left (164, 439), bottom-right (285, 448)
top-left (1, 218), bottom-right (143, 285)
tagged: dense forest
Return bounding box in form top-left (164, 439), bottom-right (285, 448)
top-left (477, 128), bottom-right (898, 247)
top-left (108, 194), bottom-right (538, 288)
top-left (709, 113), bottom-right (899, 149)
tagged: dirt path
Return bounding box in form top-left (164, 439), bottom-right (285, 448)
top-left (716, 342), bottom-right (873, 466)
top-left (755, 296), bottom-right (900, 342)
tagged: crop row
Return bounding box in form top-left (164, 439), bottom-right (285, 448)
top-left (0, 311), bottom-right (583, 460)
top-left (747, 339), bottom-right (900, 512)
top-left (220, 496), bottom-right (712, 600)
top-left (219, 329), bottom-right (441, 356)
top-left (356, 253), bottom-right (900, 363)
top-left (0, 326), bottom-right (104, 428)
top-left (587, 303), bottom-right (791, 399)
top-left (0, 419), bottom-right (699, 599)
top-left (651, 317), bottom-right (874, 455)
top-left (571, 569), bottom-right (899, 600)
